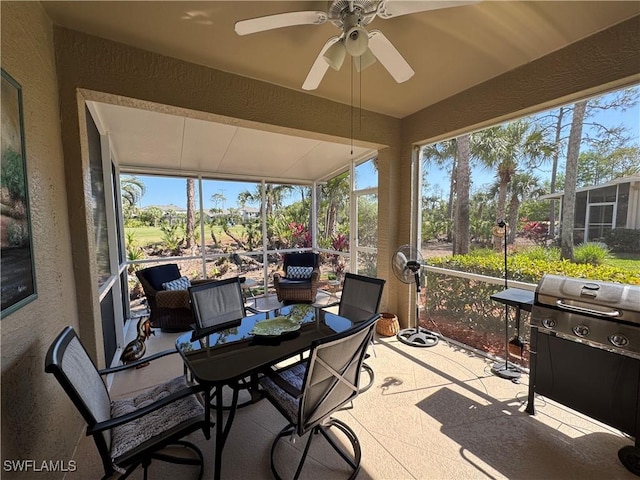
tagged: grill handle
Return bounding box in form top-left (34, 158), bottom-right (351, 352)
top-left (555, 299), bottom-right (620, 318)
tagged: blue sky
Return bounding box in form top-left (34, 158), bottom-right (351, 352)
top-left (138, 177), bottom-right (261, 210)
top-left (133, 88), bottom-right (638, 208)
top-left (424, 90), bottom-right (640, 197)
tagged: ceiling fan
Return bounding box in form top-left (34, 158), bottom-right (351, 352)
top-left (235, 0), bottom-right (478, 90)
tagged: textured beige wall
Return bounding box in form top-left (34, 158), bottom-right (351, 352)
top-left (0, 2), bottom-right (82, 478)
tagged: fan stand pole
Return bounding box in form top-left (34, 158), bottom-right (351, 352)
top-left (491, 223), bottom-right (521, 381)
top-left (397, 272), bottom-right (439, 348)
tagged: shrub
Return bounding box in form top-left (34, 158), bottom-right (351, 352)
top-left (288, 222), bottom-right (312, 248)
top-left (604, 228), bottom-right (640, 253)
top-left (160, 222), bottom-right (184, 253)
top-left (521, 220), bottom-right (548, 245)
top-left (423, 249), bottom-right (639, 360)
top-left (521, 246), bottom-right (560, 262)
top-left (573, 242), bottom-right (610, 265)
top-left (428, 250), bottom-right (639, 285)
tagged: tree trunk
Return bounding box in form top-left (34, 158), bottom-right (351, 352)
top-left (508, 195), bottom-right (520, 245)
top-left (210, 227), bottom-right (219, 247)
top-left (447, 156), bottom-right (457, 241)
top-left (493, 179), bottom-right (509, 251)
top-left (224, 224), bottom-right (246, 250)
top-left (186, 179), bottom-right (195, 249)
top-left (549, 107), bottom-right (564, 239)
top-left (560, 101), bottom-right (587, 260)
top-left (453, 135), bottom-right (471, 255)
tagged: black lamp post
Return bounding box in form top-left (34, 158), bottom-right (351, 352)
top-left (491, 220), bottom-right (522, 381)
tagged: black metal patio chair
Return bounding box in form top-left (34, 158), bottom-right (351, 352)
top-left (259, 314), bottom-right (377, 480)
top-left (45, 326), bottom-right (209, 480)
top-left (338, 272), bottom-right (386, 392)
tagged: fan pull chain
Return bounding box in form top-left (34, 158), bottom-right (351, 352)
top-left (359, 64), bottom-right (362, 133)
top-left (350, 56), bottom-right (354, 156)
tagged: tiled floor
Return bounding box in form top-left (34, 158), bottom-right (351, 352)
top-left (67, 313), bottom-right (637, 480)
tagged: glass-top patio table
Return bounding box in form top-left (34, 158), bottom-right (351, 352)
top-left (175, 304), bottom-right (358, 480)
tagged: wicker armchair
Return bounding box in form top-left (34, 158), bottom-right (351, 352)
top-left (136, 264), bottom-right (208, 332)
top-left (273, 252), bottom-right (320, 304)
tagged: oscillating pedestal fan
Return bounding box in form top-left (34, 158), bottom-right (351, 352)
top-left (393, 245), bottom-right (438, 348)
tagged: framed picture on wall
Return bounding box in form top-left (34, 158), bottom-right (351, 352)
top-left (1, 68), bottom-right (37, 317)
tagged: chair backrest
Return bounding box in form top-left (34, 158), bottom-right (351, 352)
top-left (338, 273), bottom-right (386, 323)
top-left (298, 315), bottom-right (377, 434)
top-left (284, 252), bottom-right (319, 270)
top-left (188, 277), bottom-right (246, 332)
top-left (137, 263), bottom-right (181, 293)
top-left (45, 327), bottom-right (112, 463)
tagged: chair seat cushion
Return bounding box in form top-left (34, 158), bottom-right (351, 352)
top-left (260, 363), bottom-right (306, 423)
top-left (110, 376), bottom-right (204, 462)
top-left (278, 278), bottom-right (312, 288)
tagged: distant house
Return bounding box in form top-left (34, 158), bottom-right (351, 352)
top-left (239, 207), bottom-right (260, 222)
top-left (541, 175), bottom-right (640, 243)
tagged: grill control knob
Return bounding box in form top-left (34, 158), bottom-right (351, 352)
top-left (541, 318), bottom-right (556, 329)
top-left (609, 333), bottom-right (629, 348)
top-left (573, 325), bottom-right (590, 338)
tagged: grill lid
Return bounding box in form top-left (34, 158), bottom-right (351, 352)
top-left (535, 274), bottom-right (640, 322)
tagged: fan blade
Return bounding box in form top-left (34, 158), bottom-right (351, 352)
top-left (394, 251), bottom-right (410, 281)
top-left (302, 37), bottom-right (340, 91)
top-left (368, 30), bottom-right (414, 83)
top-left (377, 0), bottom-right (479, 19)
top-left (235, 11), bottom-right (328, 36)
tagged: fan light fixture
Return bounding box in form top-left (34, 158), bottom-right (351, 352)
top-left (323, 40), bottom-right (346, 70)
top-left (234, 0), bottom-right (480, 90)
top-left (345, 25), bottom-right (369, 56)
top-left (354, 47), bottom-right (377, 72)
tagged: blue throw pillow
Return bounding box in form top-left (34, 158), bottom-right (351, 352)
top-left (162, 276), bottom-right (191, 291)
top-left (287, 266), bottom-right (313, 279)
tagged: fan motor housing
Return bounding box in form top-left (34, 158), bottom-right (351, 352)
top-left (329, 0), bottom-right (379, 28)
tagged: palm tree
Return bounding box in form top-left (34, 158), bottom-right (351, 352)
top-left (186, 178), bottom-right (195, 249)
top-left (476, 121), bottom-right (555, 250)
top-left (238, 184), bottom-right (293, 247)
top-left (120, 175), bottom-right (145, 208)
top-left (320, 173), bottom-right (349, 242)
top-left (561, 100), bottom-right (587, 260)
top-left (211, 192), bottom-right (226, 212)
top-left (453, 135), bottom-right (471, 255)
top-left (421, 140), bottom-right (457, 240)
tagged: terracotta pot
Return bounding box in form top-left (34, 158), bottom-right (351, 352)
top-left (376, 313), bottom-right (399, 337)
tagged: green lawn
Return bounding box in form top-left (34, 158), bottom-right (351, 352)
top-left (125, 226), bottom-right (163, 244)
top-left (125, 225), bottom-right (247, 246)
top-left (608, 253), bottom-right (640, 273)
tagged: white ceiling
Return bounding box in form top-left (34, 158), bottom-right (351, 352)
top-left (45, 1), bottom-right (640, 181)
top-left (89, 101), bottom-right (373, 183)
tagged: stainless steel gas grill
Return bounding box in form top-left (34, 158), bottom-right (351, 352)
top-left (526, 274), bottom-right (640, 476)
